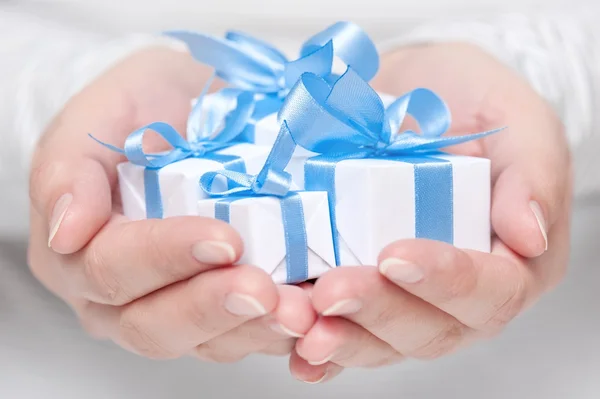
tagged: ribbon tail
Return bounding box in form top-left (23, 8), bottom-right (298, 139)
top-left (88, 134), bottom-right (126, 155)
top-left (164, 30), bottom-right (280, 92)
top-left (388, 127), bottom-right (505, 153)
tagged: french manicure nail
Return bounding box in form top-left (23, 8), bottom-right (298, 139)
top-left (48, 193), bottom-right (73, 247)
top-left (308, 353), bottom-right (335, 366)
top-left (322, 299), bottom-right (362, 316)
top-left (192, 241), bottom-right (236, 264)
top-left (269, 322), bottom-right (304, 338)
top-left (379, 258), bottom-right (424, 284)
top-left (224, 293), bottom-right (267, 317)
top-left (300, 372), bottom-right (328, 385)
top-left (529, 201), bottom-right (548, 251)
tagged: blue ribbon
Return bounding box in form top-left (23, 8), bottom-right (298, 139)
top-left (165, 21), bottom-right (378, 96)
top-left (90, 79), bottom-right (255, 219)
top-left (199, 129), bottom-right (309, 283)
top-left (274, 68), bottom-right (503, 265)
top-left (166, 22), bottom-right (379, 144)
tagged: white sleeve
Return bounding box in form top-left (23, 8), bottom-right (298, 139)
top-left (380, 10), bottom-right (600, 199)
top-left (0, 8), bottom-right (174, 183)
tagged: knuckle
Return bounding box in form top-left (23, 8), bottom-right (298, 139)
top-left (367, 305), bottom-right (406, 337)
top-left (186, 295), bottom-right (220, 338)
top-left (118, 313), bottom-right (175, 360)
top-left (82, 243), bottom-right (127, 305)
top-left (483, 272), bottom-right (528, 332)
top-left (260, 340), bottom-right (295, 357)
top-left (409, 324), bottom-right (464, 360)
top-left (29, 159), bottom-right (60, 211)
top-left (194, 344), bottom-right (246, 364)
top-left (436, 250), bottom-right (477, 303)
top-left (144, 221), bottom-right (188, 281)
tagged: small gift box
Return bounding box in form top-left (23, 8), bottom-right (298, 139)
top-left (197, 191), bottom-right (336, 284)
top-left (290, 153), bottom-right (491, 265)
top-left (118, 142), bottom-right (272, 221)
top-left (91, 105), bottom-right (275, 220)
top-left (274, 69), bottom-right (502, 266)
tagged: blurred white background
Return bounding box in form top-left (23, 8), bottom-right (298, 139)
top-left (14, 0), bottom-right (590, 39)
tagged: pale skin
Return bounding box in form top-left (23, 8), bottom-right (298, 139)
top-left (28, 43), bottom-right (572, 383)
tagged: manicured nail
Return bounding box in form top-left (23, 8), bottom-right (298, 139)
top-left (224, 293), bottom-right (267, 317)
top-left (308, 353), bottom-right (335, 366)
top-left (192, 241), bottom-right (236, 264)
top-left (48, 193), bottom-right (73, 247)
top-left (529, 201), bottom-right (548, 251)
top-left (379, 258), bottom-right (424, 284)
top-left (322, 299), bottom-right (362, 316)
top-left (269, 322), bottom-right (304, 338)
top-left (299, 372), bottom-right (328, 385)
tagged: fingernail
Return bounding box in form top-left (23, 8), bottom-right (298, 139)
top-left (299, 372), bottom-right (328, 385)
top-left (269, 322), bottom-right (304, 338)
top-left (379, 258), bottom-right (424, 284)
top-left (322, 299), bottom-right (362, 316)
top-left (308, 353), bottom-right (335, 366)
top-left (48, 193), bottom-right (73, 247)
top-left (529, 201), bottom-right (548, 251)
top-left (224, 293), bottom-right (267, 317)
top-left (192, 241), bottom-right (236, 264)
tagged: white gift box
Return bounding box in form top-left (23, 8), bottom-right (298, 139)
top-left (287, 154), bottom-right (491, 266)
top-left (118, 144), bottom-right (272, 221)
top-left (197, 191), bottom-right (336, 284)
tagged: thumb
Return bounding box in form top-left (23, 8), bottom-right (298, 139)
top-left (29, 154), bottom-right (113, 255)
top-left (487, 94), bottom-right (572, 259)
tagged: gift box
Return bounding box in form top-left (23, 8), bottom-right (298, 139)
top-left (118, 143), bottom-right (273, 221)
top-left (288, 154), bottom-right (491, 266)
top-left (197, 191), bottom-right (336, 285)
top-left (269, 69), bottom-right (502, 267)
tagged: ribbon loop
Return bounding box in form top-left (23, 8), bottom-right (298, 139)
top-left (280, 67), bottom-right (503, 157)
top-left (165, 21), bottom-right (379, 95)
top-left (300, 21), bottom-right (379, 83)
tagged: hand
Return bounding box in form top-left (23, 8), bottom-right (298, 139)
top-left (28, 47), bottom-right (316, 362)
top-left (290, 43), bottom-right (572, 383)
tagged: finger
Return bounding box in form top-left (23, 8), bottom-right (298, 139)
top-left (63, 215), bottom-right (243, 306)
top-left (29, 49), bottom-right (216, 254)
top-left (491, 157), bottom-right (570, 258)
top-left (295, 316), bottom-right (401, 368)
top-left (259, 339), bottom-right (296, 357)
top-left (29, 156), bottom-right (112, 254)
top-left (378, 239), bottom-right (538, 334)
top-left (476, 79), bottom-right (570, 259)
top-left (289, 351), bottom-right (344, 384)
top-left (83, 265), bottom-right (278, 359)
top-left (193, 285), bottom-right (316, 362)
top-left (311, 267), bottom-right (470, 358)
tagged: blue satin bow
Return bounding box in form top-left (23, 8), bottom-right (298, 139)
top-left (90, 82), bottom-right (255, 218)
top-left (271, 68), bottom-right (503, 264)
top-left (279, 68), bottom-right (502, 156)
top-left (165, 21), bottom-right (379, 97)
top-left (199, 129), bottom-right (310, 284)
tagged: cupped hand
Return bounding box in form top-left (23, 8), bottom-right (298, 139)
top-left (290, 43), bottom-right (572, 383)
top-left (27, 47), bottom-right (316, 361)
